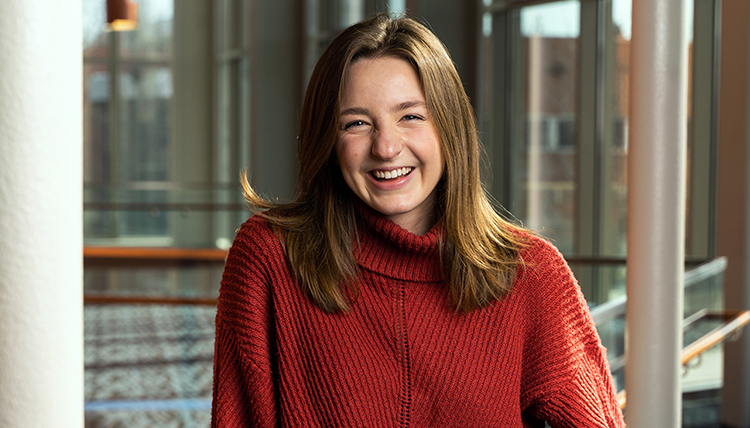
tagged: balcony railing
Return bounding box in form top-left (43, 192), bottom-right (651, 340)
top-left (589, 257), bottom-right (750, 409)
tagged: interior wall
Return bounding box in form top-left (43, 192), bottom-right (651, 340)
top-left (717, 0), bottom-right (750, 425)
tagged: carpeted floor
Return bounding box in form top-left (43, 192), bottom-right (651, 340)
top-left (84, 304), bottom-right (215, 428)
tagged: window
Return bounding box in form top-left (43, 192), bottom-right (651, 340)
top-left (83, 0), bottom-right (248, 249)
top-left (483, 0), bottom-right (581, 255)
top-left (480, 0), bottom-right (709, 304)
top-left (84, 0), bottom-right (176, 245)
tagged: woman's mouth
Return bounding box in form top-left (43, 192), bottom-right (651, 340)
top-left (371, 167), bottom-right (413, 181)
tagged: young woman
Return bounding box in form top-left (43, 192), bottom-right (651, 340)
top-left (212, 14), bottom-right (625, 427)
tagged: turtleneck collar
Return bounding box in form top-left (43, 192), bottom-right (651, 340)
top-left (352, 201), bottom-right (445, 283)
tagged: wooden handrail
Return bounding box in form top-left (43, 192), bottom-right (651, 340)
top-left (617, 309), bottom-right (750, 410)
top-left (83, 248), bottom-right (226, 304)
top-left (681, 310), bottom-right (750, 365)
top-left (84, 246), bottom-right (228, 261)
top-left (83, 246), bottom-right (229, 267)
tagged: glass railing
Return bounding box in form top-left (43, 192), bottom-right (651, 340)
top-left (84, 184), bottom-right (248, 249)
top-left (682, 258), bottom-right (727, 394)
top-left (83, 186), bottom-right (248, 303)
top-left (590, 257), bottom-right (737, 417)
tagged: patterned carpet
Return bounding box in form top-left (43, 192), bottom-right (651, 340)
top-left (84, 304), bottom-right (216, 427)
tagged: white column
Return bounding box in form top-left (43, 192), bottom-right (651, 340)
top-left (0, 1), bottom-right (83, 427)
top-left (625, 0), bottom-right (689, 426)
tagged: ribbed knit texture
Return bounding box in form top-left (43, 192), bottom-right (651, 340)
top-left (211, 208), bottom-right (626, 427)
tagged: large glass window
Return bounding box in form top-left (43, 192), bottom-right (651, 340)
top-left (513, 0), bottom-right (580, 255)
top-left (481, 0), bottom-right (719, 417)
top-left (84, 0), bottom-right (176, 245)
top-left (481, 0), bottom-right (705, 304)
top-left (83, 0), bottom-right (245, 250)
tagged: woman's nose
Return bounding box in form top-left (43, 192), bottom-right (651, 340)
top-left (370, 125), bottom-right (403, 160)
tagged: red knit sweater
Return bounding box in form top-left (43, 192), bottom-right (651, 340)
top-left (212, 208), bottom-right (625, 427)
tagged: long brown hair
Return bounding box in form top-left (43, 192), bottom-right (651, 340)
top-left (243, 14), bottom-right (527, 312)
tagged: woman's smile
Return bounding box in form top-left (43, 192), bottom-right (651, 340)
top-left (371, 167), bottom-right (413, 181)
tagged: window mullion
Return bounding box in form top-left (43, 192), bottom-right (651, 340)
top-left (107, 30), bottom-right (121, 239)
top-left (688, 0), bottom-right (719, 259)
top-left (575, 0), bottom-right (601, 302)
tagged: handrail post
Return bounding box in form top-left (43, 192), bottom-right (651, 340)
top-left (626, 0), bottom-right (690, 426)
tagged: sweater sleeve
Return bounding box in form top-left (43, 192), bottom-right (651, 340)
top-left (211, 217), bottom-right (281, 428)
top-left (520, 238), bottom-right (625, 428)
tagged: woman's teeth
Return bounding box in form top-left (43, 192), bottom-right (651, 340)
top-left (373, 167), bottom-right (412, 180)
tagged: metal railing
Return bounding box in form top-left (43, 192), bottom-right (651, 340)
top-left (588, 257), bottom-right (750, 410)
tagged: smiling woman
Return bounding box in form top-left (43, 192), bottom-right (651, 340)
top-left (336, 56), bottom-right (444, 235)
top-left (212, 13), bottom-right (625, 428)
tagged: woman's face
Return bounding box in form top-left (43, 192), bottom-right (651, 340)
top-left (336, 56), bottom-right (444, 235)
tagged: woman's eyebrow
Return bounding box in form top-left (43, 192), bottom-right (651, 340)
top-left (339, 100), bottom-right (426, 117)
top-left (396, 100), bottom-right (426, 111)
top-left (339, 107), bottom-right (369, 117)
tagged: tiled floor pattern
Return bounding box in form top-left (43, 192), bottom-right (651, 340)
top-left (85, 304), bottom-right (215, 427)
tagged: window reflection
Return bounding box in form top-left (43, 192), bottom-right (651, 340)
top-left (601, 0), bottom-right (631, 292)
top-left (83, 0), bottom-right (175, 246)
top-left (521, 1), bottom-right (580, 37)
top-left (512, 1), bottom-right (580, 254)
top-left (117, 1), bottom-right (174, 59)
top-left (117, 67), bottom-right (171, 183)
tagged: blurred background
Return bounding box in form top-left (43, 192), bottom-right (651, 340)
top-left (79, 0), bottom-right (746, 426)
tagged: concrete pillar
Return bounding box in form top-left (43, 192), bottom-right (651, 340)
top-left (0, 1), bottom-right (83, 427)
top-left (625, 0), bottom-right (689, 426)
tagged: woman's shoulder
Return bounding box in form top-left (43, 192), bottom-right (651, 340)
top-left (235, 212), bottom-right (279, 241)
top-left (225, 213), bottom-right (285, 264)
top-left (219, 214), bottom-right (287, 306)
top-left (240, 212), bottom-right (273, 230)
top-left (511, 231), bottom-right (576, 291)
top-left (514, 230), bottom-right (566, 264)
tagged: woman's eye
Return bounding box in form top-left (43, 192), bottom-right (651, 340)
top-left (343, 120), bottom-right (366, 130)
top-left (403, 114), bottom-right (424, 122)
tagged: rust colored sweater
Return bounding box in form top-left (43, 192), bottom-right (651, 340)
top-left (211, 207), bottom-right (625, 427)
